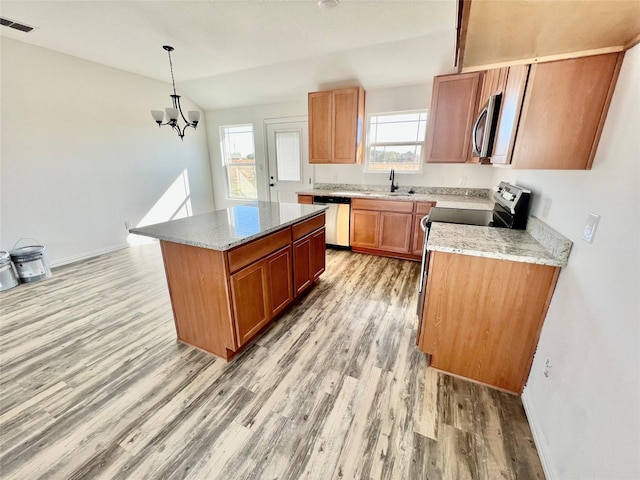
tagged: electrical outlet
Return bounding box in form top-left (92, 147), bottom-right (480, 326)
top-left (458, 176), bottom-right (467, 186)
top-left (332, 173), bottom-right (338, 182)
top-left (582, 213), bottom-right (600, 243)
top-left (543, 358), bottom-right (552, 377)
top-left (542, 198), bottom-right (552, 219)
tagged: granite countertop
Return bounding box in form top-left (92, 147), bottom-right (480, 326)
top-left (129, 202), bottom-right (327, 251)
top-left (427, 217), bottom-right (572, 267)
top-left (299, 184), bottom-right (494, 210)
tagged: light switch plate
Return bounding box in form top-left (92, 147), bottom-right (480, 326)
top-left (582, 213), bottom-right (600, 243)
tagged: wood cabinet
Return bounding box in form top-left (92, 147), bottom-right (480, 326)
top-left (293, 226), bottom-right (326, 296)
top-left (418, 251), bottom-right (560, 394)
top-left (509, 52), bottom-right (623, 170)
top-left (491, 64), bottom-right (529, 165)
top-left (424, 72), bottom-right (481, 164)
top-left (350, 198), bottom-right (434, 261)
top-left (297, 194), bottom-right (313, 204)
top-left (159, 213), bottom-right (326, 361)
top-left (231, 246), bottom-right (293, 346)
top-left (308, 87), bottom-right (365, 164)
top-left (483, 53), bottom-right (623, 169)
top-left (379, 212), bottom-right (412, 253)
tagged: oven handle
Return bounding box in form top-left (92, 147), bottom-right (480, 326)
top-left (418, 215), bottom-right (430, 294)
top-left (420, 215), bottom-right (430, 232)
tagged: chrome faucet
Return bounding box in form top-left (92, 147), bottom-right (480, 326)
top-left (389, 168), bottom-right (398, 192)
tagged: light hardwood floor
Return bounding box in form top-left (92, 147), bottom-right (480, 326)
top-left (0, 244), bottom-right (544, 480)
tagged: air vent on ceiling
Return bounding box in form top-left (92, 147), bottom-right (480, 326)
top-left (0, 17), bottom-right (35, 33)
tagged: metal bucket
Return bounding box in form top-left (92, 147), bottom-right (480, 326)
top-left (10, 245), bottom-right (52, 283)
top-left (0, 251), bottom-right (20, 291)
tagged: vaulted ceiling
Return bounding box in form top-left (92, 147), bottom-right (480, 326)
top-left (0, 1), bottom-right (458, 110)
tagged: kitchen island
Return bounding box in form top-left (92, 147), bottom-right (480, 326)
top-left (130, 202), bottom-right (327, 360)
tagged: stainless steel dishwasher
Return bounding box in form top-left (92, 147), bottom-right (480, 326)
top-left (312, 196), bottom-right (351, 248)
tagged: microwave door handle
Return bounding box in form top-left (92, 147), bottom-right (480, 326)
top-left (472, 107), bottom-right (487, 156)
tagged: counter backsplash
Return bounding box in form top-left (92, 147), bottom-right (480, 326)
top-left (314, 183), bottom-right (491, 198)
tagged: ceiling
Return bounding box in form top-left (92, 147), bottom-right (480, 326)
top-left (0, 0), bottom-right (458, 110)
top-left (460, 0), bottom-right (640, 69)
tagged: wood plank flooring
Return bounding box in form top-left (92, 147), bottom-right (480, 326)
top-left (0, 244), bottom-right (545, 480)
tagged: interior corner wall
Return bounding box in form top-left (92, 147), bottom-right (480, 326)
top-left (493, 45), bottom-right (640, 479)
top-left (0, 38), bottom-right (215, 266)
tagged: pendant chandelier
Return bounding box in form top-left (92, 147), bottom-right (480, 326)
top-left (151, 46), bottom-right (200, 141)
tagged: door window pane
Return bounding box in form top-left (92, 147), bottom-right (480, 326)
top-left (275, 130), bottom-right (301, 182)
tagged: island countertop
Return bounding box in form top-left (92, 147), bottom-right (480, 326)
top-left (427, 218), bottom-right (572, 267)
top-left (130, 201), bottom-right (327, 251)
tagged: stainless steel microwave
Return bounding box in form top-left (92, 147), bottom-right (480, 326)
top-left (472, 92), bottom-right (502, 158)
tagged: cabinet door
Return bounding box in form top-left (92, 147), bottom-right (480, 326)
top-left (308, 91), bottom-right (332, 164)
top-left (297, 194), bottom-right (313, 205)
top-left (267, 247), bottom-right (293, 318)
top-left (512, 53), bottom-right (623, 170)
top-left (310, 228), bottom-right (326, 281)
top-left (379, 212), bottom-right (413, 253)
top-left (425, 72), bottom-right (481, 163)
top-left (332, 88), bottom-right (362, 164)
top-left (293, 236), bottom-right (312, 296)
top-left (231, 260), bottom-right (270, 347)
top-left (350, 210), bottom-right (379, 248)
top-left (491, 65), bottom-right (529, 165)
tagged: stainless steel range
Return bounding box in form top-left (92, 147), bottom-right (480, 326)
top-left (417, 182), bottom-right (531, 296)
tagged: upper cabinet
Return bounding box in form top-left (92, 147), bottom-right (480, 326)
top-left (508, 53), bottom-right (623, 170)
top-left (424, 72), bottom-right (480, 164)
top-left (308, 87), bottom-right (365, 164)
top-left (427, 53), bottom-right (623, 169)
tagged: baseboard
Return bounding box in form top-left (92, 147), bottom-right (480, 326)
top-left (522, 388), bottom-right (559, 480)
top-left (49, 244), bottom-right (129, 268)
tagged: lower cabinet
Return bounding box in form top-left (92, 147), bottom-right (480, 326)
top-left (351, 198), bottom-right (434, 261)
top-left (231, 246), bottom-right (293, 348)
top-left (418, 251), bottom-right (560, 394)
top-left (293, 227), bottom-right (326, 295)
top-left (379, 212), bottom-right (412, 253)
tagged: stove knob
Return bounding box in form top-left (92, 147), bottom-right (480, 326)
top-left (509, 193), bottom-right (516, 201)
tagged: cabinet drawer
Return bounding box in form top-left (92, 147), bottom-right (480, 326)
top-left (292, 213), bottom-right (325, 240)
top-left (415, 202), bottom-right (436, 215)
top-left (227, 228), bottom-right (291, 274)
top-left (351, 198), bottom-right (414, 213)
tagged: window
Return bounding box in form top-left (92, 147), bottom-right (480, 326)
top-left (275, 130), bottom-right (301, 182)
top-left (220, 124), bottom-right (257, 199)
top-left (365, 111), bottom-right (428, 173)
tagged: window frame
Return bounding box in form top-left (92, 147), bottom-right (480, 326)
top-left (364, 109), bottom-right (428, 174)
top-left (219, 123), bottom-right (258, 200)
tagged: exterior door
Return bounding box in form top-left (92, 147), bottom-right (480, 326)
top-left (265, 118), bottom-right (312, 203)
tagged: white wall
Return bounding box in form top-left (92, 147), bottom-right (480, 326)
top-left (1, 38), bottom-right (215, 266)
top-left (498, 46), bottom-right (640, 479)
